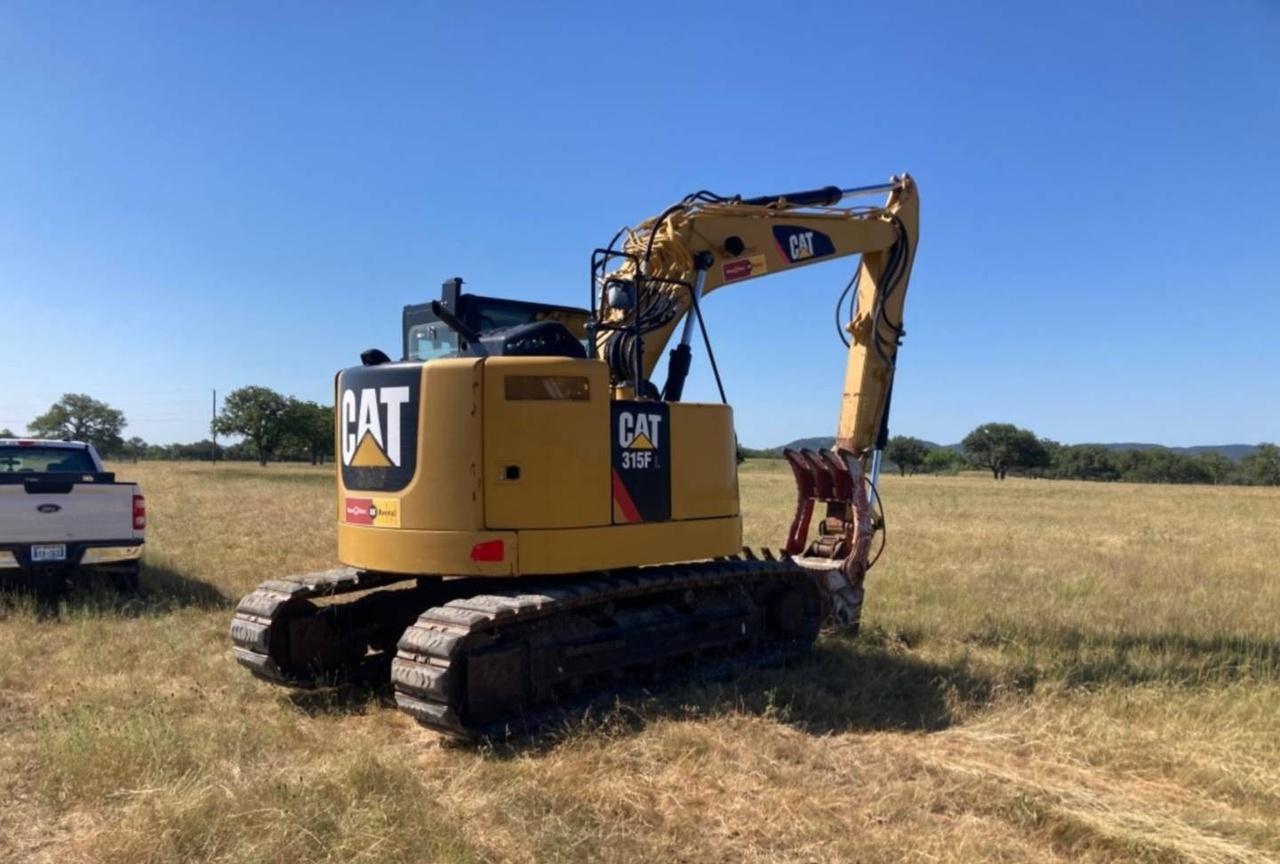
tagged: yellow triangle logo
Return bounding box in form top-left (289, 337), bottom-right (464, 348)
top-left (627, 432), bottom-right (655, 450)
top-left (350, 433), bottom-right (391, 467)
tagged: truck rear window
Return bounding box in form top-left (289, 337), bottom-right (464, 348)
top-left (0, 446), bottom-right (97, 473)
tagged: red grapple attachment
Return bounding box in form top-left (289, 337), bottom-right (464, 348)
top-left (782, 448), bottom-right (865, 558)
top-left (782, 447), bottom-right (873, 631)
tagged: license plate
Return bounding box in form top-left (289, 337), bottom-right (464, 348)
top-left (31, 544), bottom-right (66, 562)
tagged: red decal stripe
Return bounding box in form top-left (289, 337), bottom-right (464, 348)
top-left (611, 469), bottom-right (642, 523)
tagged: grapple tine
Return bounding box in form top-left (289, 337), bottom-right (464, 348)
top-left (783, 449), bottom-right (815, 497)
top-left (783, 449), bottom-right (818, 556)
top-left (819, 449), bottom-right (854, 501)
top-left (801, 449), bottom-right (835, 500)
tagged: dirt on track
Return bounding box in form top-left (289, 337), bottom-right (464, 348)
top-left (1, 461), bottom-right (1277, 864)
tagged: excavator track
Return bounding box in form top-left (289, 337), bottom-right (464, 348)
top-left (392, 553), bottom-right (822, 737)
top-left (232, 567), bottom-right (434, 686)
top-left (231, 552), bottom-right (823, 737)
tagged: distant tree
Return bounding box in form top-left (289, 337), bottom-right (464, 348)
top-left (1114, 448), bottom-right (1212, 485)
top-left (1051, 444), bottom-right (1119, 481)
top-left (1108, 448), bottom-right (1144, 480)
top-left (152, 439), bottom-right (233, 461)
top-left (284, 400), bottom-right (334, 465)
top-left (1169, 452), bottom-right (1213, 484)
top-left (1021, 436), bottom-right (1054, 478)
top-left (121, 436), bottom-right (148, 463)
top-left (1196, 451), bottom-right (1236, 486)
top-left (221, 439), bottom-right (258, 461)
top-left (0, 427), bottom-right (14, 438)
top-left (923, 447), bottom-right (959, 474)
top-left (29, 393), bottom-right (127, 455)
top-left (1241, 443), bottom-right (1280, 486)
top-left (885, 436), bottom-right (928, 476)
top-left (213, 386), bottom-right (291, 466)
top-left (1037, 438), bottom-right (1062, 476)
top-left (962, 422), bottom-right (1045, 480)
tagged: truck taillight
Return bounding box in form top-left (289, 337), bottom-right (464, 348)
top-left (133, 494), bottom-right (146, 530)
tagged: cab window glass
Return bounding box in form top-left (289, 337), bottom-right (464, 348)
top-left (0, 447), bottom-right (97, 473)
top-left (408, 323), bottom-right (457, 361)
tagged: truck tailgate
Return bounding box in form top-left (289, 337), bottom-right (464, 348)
top-left (0, 480), bottom-right (140, 543)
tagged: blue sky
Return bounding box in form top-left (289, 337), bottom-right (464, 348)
top-left (1, 2), bottom-right (1276, 448)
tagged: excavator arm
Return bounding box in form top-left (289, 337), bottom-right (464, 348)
top-left (594, 175), bottom-right (918, 458)
top-left (594, 176), bottom-right (919, 625)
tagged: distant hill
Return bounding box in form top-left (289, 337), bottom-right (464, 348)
top-left (765, 437), bottom-right (1260, 461)
top-left (775, 436), bottom-right (837, 452)
top-left (771, 436), bottom-right (949, 454)
top-left (1086, 443), bottom-right (1259, 460)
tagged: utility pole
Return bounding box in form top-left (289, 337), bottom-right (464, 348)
top-left (211, 388), bottom-right (217, 464)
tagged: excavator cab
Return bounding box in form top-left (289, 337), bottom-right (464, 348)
top-left (401, 278), bottom-right (591, 361)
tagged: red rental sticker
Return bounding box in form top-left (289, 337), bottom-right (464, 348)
top-left (344, 497), bottom-right (373, 525)
top-left (721, 254), bottom-right (766, 283)
top-left (722, 259), bottom-right (753, 281)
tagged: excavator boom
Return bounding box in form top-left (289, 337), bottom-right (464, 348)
top-left (594, 175), bottom-right (918, 458)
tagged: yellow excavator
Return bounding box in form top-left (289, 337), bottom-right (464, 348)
top-left (231, 175), bottom-right (919, 736)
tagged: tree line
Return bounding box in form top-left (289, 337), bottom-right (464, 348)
top-left (8, 389), bottom-right (334, 466)
top-left (884, 423), bottom-right (1280, 486)
top-left (9, 397), bottom-right (1278, 486)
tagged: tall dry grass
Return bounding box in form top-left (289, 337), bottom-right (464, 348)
top-left (1, 460), bottom-right (1276, 863)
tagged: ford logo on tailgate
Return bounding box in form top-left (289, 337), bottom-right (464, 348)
top-left (37, 504), bottom-right (61, 514)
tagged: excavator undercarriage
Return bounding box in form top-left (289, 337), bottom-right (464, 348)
top-left (232, 552), bottom-right (825, 737)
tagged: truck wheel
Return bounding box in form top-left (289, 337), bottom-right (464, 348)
top-left (33, 567), bottom-right (67, 616)
top-left (108, 563), bottom-right (142, 594)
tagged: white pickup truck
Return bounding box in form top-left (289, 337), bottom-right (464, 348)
top-left (0, 438), bottom-right (145, 593)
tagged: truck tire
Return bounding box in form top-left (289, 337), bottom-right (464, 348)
top-left (106, 563), bottom-right (141, 594)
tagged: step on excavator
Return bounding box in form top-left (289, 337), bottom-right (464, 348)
top-left (231, 175), bottom-right (920, 736)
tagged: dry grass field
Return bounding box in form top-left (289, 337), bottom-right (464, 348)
top-left (2, 460), bottom-right (1278, 864)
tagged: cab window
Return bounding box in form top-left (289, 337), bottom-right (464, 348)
top-left (0, 446), bottom-right (97, 473)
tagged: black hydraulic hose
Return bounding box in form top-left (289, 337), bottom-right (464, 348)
top-left (740, 185), bottom-right (843, 208)
top-left (835, 268), bottom-right (860, 348)
top-left (866, 478), bottom-right (887, 570)
top-left (875, 384), bottom-right (894, 451)
top-left (688, 287), bottom-right (727, 404)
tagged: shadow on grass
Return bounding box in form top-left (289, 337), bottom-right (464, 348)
top-left (137, 564), bottom-right (229, 609)
top-left (471, 626), bottom-right (1280, 756)
top-left (466, 630), bottom-right (1012, 757)
top-left (287, 683), bottom-right (397, 717)
top-left (1049, 629), bottom-right (1280, 689)
top-left (0, 563), bottom-right (229, 620)
top-left (963, 620), bottom-right (1280, 687)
